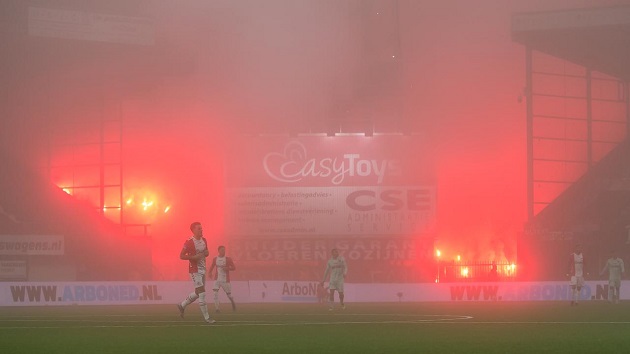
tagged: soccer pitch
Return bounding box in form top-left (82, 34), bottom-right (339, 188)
top-left (1, 302), bottom-right (630, 353)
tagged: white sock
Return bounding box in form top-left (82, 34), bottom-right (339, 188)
top-left (198, 292), bottom-right (210, 320)
top-left (181, 292), bottom-right (199, 308)
top-left (609, 287), bottom-right (614, 301)
top-left (214, 291), bottom-right (220, 310)
top-left (615, 287), bottom-right (620, 301)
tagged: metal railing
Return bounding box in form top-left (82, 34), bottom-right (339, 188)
top-left (436, 261), bottom-right (516, 282)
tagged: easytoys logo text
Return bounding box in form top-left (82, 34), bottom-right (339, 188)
top-left (263, 141), bottom-right (401, 185)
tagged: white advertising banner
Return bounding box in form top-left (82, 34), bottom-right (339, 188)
top-left (0, 235), bottom-right (64, 255)
top-left (0, 281), bottom-right (250, 307)
top-left (224, 136), bottom-right (437, 238)
top-left (1, 281), bottom-right (626, 306)
top-left (247, 280), bottom-right (629, 303)
top-left (222, 136), bottom-right (437, 281)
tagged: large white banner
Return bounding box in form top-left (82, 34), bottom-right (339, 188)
top-left (223, 136), bottom-right (437, 280)
top-left (1, 280), bottom-right (626, 306)
top-left (224, 136), bottom-right (436, 237)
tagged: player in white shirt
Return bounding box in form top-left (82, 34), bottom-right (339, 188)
top-left (567, 243), bottom-right (586, 306)
top-left (321, 248), bottom-right (347, 311)
top-left (600, 250), bottom-right (625, 304)
top-left (208, 245), bottom-right (237, 313)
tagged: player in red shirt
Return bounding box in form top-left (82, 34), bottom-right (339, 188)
top-left (176, 222), bottom-right (215, 324)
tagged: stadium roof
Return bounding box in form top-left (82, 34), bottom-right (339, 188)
top-left (512, 5), bottom-right (630, 80)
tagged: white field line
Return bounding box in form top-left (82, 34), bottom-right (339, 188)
top-left (0, 313), bottom-right (471, 328)
top-left (3, 313), bottom-right (630, 329)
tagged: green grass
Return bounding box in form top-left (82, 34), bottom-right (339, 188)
top-left (1, 302), bottom-right (630, 353)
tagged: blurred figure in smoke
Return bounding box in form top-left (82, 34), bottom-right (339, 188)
top-left (177, 222), bottom-right (215, 324)
top-left (488, 261), bottom-right (499, 282)
top-left (208, 245), bottom-right (237, 313)
top-left (321, 248), bottom-right (347, 311)
top-left (567, 243), bottom-right (586, 306)
top-left (600, 250), bottom-right (625, 304)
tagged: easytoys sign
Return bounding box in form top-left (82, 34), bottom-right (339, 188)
top-left (225, 135), bottom-right (434, 188)
top-left (262, 140), bottom-right (401, 185)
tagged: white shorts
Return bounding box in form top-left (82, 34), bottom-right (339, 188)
top-left (609, 278), bottom-right (621, 288)
top-left (329, 278), bottom-right (344, 292)
top-left (213, 281), bottom-right (232, 293)
top-left (570, 276), bottom-right (584, 287)
top-left (190, 273), bottom-right (206, 289)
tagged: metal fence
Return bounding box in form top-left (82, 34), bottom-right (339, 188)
top-left (436, 261), bottom-right (516, 282)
